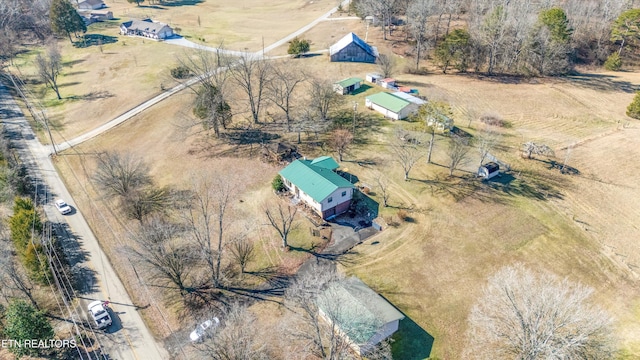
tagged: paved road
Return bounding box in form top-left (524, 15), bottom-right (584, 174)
top-left (164, 36), bottom-right (256, 57)
top-left (0, 83), bottom-right (169, 360)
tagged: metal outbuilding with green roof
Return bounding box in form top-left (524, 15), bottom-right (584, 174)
top-left (365, 92), bottom-right (417, 120)
top-left (279, 157), bottom-right (355, 219)
top-left (334, 77), bottom-right (364, 95)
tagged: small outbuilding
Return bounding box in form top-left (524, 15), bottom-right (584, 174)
top-left (379, 78), bottom-right (396, 89)
top-left (330, 32), bottom-right (378, 63)
top-left (478, 162), bottom-right (500, 180)
top-left (366, 73), bottom-right (383, 84)
top-left (334, 77), bottom-right (363, 95)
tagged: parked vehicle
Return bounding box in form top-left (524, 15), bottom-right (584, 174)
top-left (190, 317), bottom-right (219, 342)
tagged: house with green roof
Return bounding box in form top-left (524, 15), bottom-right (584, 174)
top-left (317, 276), bottom-right (405, 355)
top-left (279, 156), bottom-right (355, 219)
top-left (365, 91), bottom-right (419, 120)
top-left (334, 77), bottom-right (364, 95)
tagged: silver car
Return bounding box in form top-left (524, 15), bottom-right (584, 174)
top-left (190, 317), bottom-right (219, 342)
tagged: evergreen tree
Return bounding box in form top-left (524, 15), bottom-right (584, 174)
top-left (3, 300), bottom-right (54, 358)
top-left (435, 28), bottom-right (471, 73)
top-left (539, 7), bottom-right (572, 43)
top-left (287, 37), bottom-right (310, 58)
top-left (50, 0), bottom-right (86, 43)
top-left (626, 91), bottom-right (640, 119)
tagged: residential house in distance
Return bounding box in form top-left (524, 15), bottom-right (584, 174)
top-left (120, 19), bottom-right (174, 40)
top-left (279, 156), bottom-right (355, 219)
top-left (317, 276), bottom-right (405, 356)
top-left (79, 9), bottom-right (114, 25)
top-left (366, 92), bottom-right (420, 120)
top-left (334, 77), bottom-right (363, 95)
top-left (330, 32), bottom-right (378, 63)
top-left (77, 0), bottom-right (105, 10)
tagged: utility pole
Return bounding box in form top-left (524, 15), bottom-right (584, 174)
top-left (352, 101), bottom-right (358, 135)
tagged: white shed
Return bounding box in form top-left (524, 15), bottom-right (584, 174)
top-left (478, 162), bottom-right (500, 179)
top-left (366, 73), bottom-right (383, 84)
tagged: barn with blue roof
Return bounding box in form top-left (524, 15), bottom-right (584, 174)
top-left (329, 32), bottom-right (378, 63)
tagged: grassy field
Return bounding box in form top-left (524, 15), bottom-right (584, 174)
top-left (15, 4), bottom-right (640, 357)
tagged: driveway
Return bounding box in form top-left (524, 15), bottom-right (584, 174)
top-left (164, 36), bottom-right (257, 57)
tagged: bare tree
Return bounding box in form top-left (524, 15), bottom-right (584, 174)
top-left (374, 173), bottom-right (390, 207)
top-left (283, 262), bottom-right (341, 358)
top-left (447, 135), bottom-right (470, 176)
top-left (183, 173), bottom-right (235, 289)
top-left (198, 303), bottom-right (269, 359)
top-left (390, 130), bottom-right (424, 181)
top-left (267, 62), bottom-right (304, 131)
top-left (229, 237), bottom-right (255, 274)
top-left (126, 217), bottom-right (198, 297)
top-left (475, 128), bottom-right (499, 167)
top-left (176, 47), bottom-right (232, 137)
top-left (0, 248), bottom-right (39, 309)
top-left (406, 0), bottom-right (431, 70)
top-left (376, 53), bottom-right (397, 78)
top-left (122, 186), bottom-right (170, 224)
top-left (522, 141), bottom-right (555, 159)
top-left (93, 152), bottom-right (152, 198)
top-left (465, 264), bottom-right (616, 359)
top-left (35, 41), bottom-right (62, 100)
top-left (328, 129), bottom-right (353, 162)
top-left (264, 201), bottom-right (297, 248)
top-left (226, 53), bottom-right (272, 124)
top-left (358, 0), bottom-right (398, 40)
top-left (309, 78), bottom-right (343, 121)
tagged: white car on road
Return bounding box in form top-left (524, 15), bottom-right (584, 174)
top-left (190, 317), bottom-right (219, 342)
top-left (54, 199), bottom-right (72, 215)
top-left (88, 301), bottom-right (112, 330)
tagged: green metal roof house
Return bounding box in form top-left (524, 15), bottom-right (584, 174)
top-left (334, 77), bottom-right (364, 95)
top-left (365, 92), bottom-right (419, 120)
top-left (317, 276), bottom-right (405, 355)
top-left (279, 156), bottom-right (354, 219)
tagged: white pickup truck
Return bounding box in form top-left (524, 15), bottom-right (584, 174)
top-left (88, 301), bottom-right (112, 330)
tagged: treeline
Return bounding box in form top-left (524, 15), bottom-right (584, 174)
top-left (0, 0), bottom-right (51, 61)
top-left (355, 0), bottom-right (640, 76)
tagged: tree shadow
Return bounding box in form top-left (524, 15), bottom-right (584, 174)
top-left (350, 84), bottom-right (372, 95)
top-left (391, 315), bottom-right (434, 360)
top-left (159, 0), bottom-right (204, 6)
top-left (67, 91), bottom-right (115, 101)
top-left (74, 34), bottom-right (119, 48)
top-left (62, 59), bottom-right (85, 67)
top-left (562, 72), bottom-right (637, 94)
top-left (58, 82), bottom-right (81, 88)
top-left (52, 222), bottom-right (97, 295)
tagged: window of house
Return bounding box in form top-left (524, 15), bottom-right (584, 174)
top-left (342, 191), bottom-right (347, 197)
top-left (328, 197), bottom-right (333, 203)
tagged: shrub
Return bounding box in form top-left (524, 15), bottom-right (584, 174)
top-left (288, 37), bottom-right (310, 58)
top-left (397, 209), bottom-right (409, 222)
top-left (24, 243), bottom-right (51, 284)
top-left (479, 112), bottom-right (508, 127)
top-left (604, 52), bottom-right (622, 71)
top-left (627, 91), bottom-right (640, 119)
top-left (170, 65), bottom-right (191, 79)
top-left (272, 175), bottom-right (285, 192)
